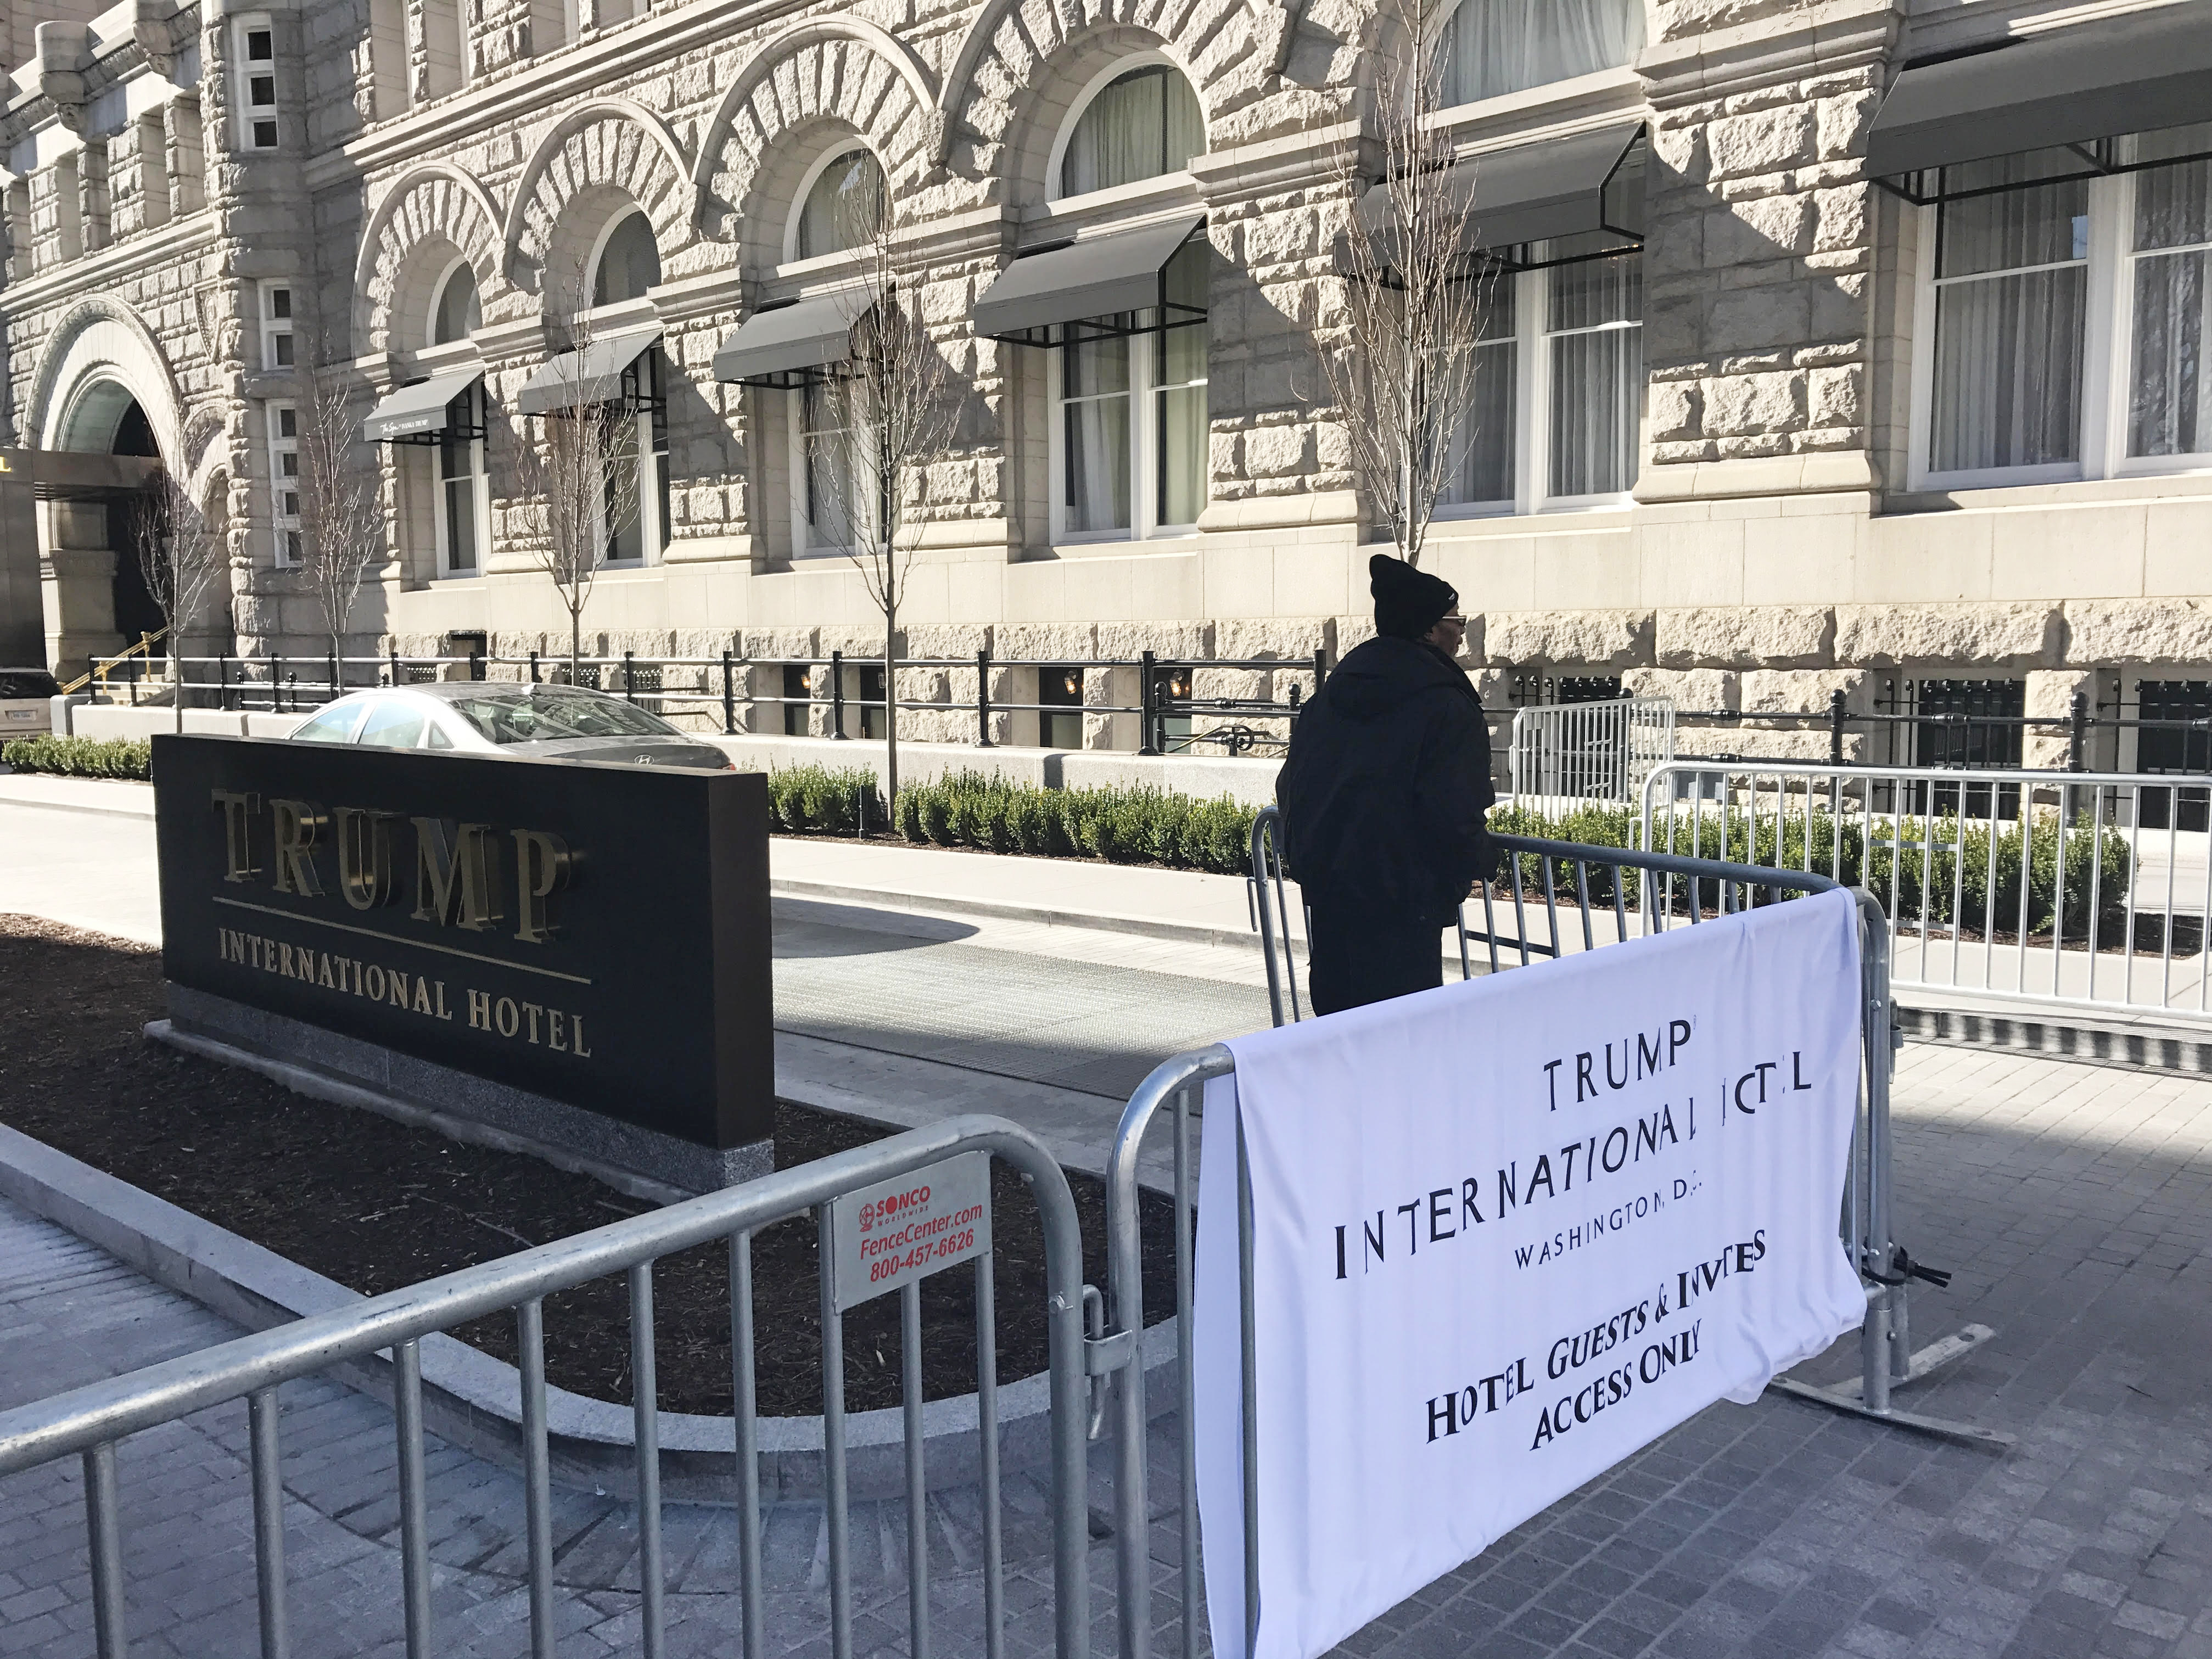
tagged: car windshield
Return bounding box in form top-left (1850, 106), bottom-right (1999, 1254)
top-left (445, 688), bottom-right (680, 744)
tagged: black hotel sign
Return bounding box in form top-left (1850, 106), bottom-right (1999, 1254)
top-left (154, 735), bottom-right (774, 1150)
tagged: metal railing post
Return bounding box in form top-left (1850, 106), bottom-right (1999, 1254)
top-left (1139, 650), bottom-right (1159, 755)
top-left (272, 655), bottom-right (284, 713)
top-left (529, 650), bottom-right (540, 684)
top-left (830, 649), bottom-right (847, 739)
top-left (976, 648), bottom-right (994, 747)
top-left (328, 652), bottom-right (339, 702)
top-left (2068, 690), bottom-right (2088, 773)
top-left (1830, 688), bottom-right (1846, 766)
top-left (219, 652), bottom-right (231, 712)
top-left (389, 647), bottom-right (401, 688)
top-left (624, 651), bottom-right (637, 703)
top-left (722, 652), bottom-right (736, 734)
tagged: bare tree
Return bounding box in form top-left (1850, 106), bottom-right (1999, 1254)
top-left (295, 346), bottom-right (387, 696)
top-left (516, 272), bottom-right (645, 684)
top-left (124, 470), bottom-right (226, 731)
top-left (809, 179), bottom-right (961, 824)
top-left (1319, 0), bottom-right (1491, 568)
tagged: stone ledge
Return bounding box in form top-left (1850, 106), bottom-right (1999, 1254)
top-left (0, 1118), bottom-right (1182, 1507)
top-left (1632, 450), bottom-right (1877, 502)
top-left (1896, 1006), bottom-right (2212, 1078)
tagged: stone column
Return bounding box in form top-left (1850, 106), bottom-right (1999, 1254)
top-left (41, 501), bottom-right (125, 673)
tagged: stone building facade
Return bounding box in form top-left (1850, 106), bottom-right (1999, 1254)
top-left (3, 0), bottom-right (2208, 767)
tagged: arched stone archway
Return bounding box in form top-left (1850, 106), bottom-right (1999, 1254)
top-left (28, 301), bottom-right (197, 677)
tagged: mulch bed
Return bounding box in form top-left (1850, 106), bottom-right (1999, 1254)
top-left (0, 914), bottom-right (1180, 1417)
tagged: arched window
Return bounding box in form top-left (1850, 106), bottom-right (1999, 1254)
top-left (1436, 0), bottom-right (1644, 107)
top-left (793, 147), bottom-right (887, 260)
top-left (430, 261), bottom-right (480, 344)
top-left (591, 210), bottom-right (660, 306)
top-left (1057, 63), bottom-right (1204, 198)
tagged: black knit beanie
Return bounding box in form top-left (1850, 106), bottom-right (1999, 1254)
top-left (1370, 553), bottom-right (1458, 641)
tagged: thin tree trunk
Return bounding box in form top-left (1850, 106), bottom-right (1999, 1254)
top-left (570, 608), bottom-right (582, 685)
top-left (882, 554), bottom-right (899, 831)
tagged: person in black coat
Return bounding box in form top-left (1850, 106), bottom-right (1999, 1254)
top-left (1275, 554), bottom-right (1497, 1016)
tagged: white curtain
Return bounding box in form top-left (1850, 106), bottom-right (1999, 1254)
top-left (1062, 66), bottom-right (1204, 196)
top-left (1062, 339), bottom-right (1131, 531)
top-left (1441, 278), bottom-right (1517, 506)
top-left (1547, 256), bottom-right (1642, 497)
top-left (2128, 157), bottom-right (2212, 458)
top-left (1930, 182), bottom-right (2087, 473)
top-left (801, 384), bottom-right (859, 550)
top-left (1155, 242), bottom-right (1209, 526)
top-left (1438, 0), bottom-right (1645, 107)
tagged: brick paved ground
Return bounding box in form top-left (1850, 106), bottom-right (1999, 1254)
top-left (5, 1041), bottom-right (2212, 1659)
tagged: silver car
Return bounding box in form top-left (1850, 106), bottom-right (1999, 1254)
top-left (288, 682), bottom-right (735, 770)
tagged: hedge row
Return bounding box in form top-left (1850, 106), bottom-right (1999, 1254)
top-left (1, 735), bottom-right (153, 780)
top-left (764, 765), bottom-right (1259, 876)
top-left (1488, 800), bottom-right (2133, 937)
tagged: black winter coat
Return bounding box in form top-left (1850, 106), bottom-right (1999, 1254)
top-left (1275, 636), bottom-right (1497, 927)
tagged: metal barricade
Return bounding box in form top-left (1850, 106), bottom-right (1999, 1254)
top-left (1508, 696), bottom-right (1675, 804)
top-left (1114, 811), bottom-right (2010, 1655)
top-left (1642, 759), bottom-right (2211, 1023)
top-left (0, 1116), bottom-right (1104, 1659)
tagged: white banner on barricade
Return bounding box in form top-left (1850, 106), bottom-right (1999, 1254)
top-left (1195, 888), bottom-right (1867, 1659)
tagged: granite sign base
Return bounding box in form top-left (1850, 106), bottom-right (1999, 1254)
top-left (161, 984), bottom-right (772, 1200)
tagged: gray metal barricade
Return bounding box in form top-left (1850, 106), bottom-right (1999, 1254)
top-left (0, 1114), bottom-right (1106, 1659)
top-left (1107, 813), bottom-right (2012, 1654)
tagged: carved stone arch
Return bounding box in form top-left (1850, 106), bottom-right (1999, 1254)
top-left (935, 0), bottom-right (1262, 167)
top-left (354, 164), bottom-right (506, 355)
top-left (692, 18), bottom-right (941, 242)
top-left (501, 99), bottom-right (696, 295)
top-left (29, 296), bottom-right (186, 466)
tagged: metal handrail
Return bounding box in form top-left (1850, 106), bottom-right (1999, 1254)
top-left (0, 1113), bottom-right (1099, 1659)
top-left (63, 627), bottom-right (170, 695)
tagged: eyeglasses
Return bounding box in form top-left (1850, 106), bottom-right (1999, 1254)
top-left (1437, 614), bottom-right (1468, 628)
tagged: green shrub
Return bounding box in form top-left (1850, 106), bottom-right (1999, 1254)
top-left (1, 735), bottom-right (152, 781)
top-left (764, 765), bottom-right (881, 836)
top-left (1493, 796), bottom-right (2131, 940)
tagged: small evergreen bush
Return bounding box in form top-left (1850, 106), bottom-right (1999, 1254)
top-left (1, 735), bottom-right (153, 781)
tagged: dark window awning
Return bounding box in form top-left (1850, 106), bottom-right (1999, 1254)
top-left (972, 215), bottom-right (1207, 347)
top-left (1866, 5), bottom-right (2212, 198)
top-left (1348, 122), bottom-right (1645, 277)
top-left (362, 369), bottom-right (484, 445)
top-left (515, 327), bottom-right (662, 416)
top-left (712, 292), bottom-right (870, 389)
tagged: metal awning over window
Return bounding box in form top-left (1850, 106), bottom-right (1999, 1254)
top-left (1866, 5), bottom-right (2212, 202)
top-left (972, 215), bottom-right (1207, 347)
top-left (1349, 122), bottom-right (1646, 276)
top-left (712, 293), bottom-right (871, 389)
top-left (362, 369), bottom-right (484, 445)
top-left (514, 327), bottom-right (662, 416)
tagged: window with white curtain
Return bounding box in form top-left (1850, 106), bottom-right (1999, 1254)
top-left (1438, 252), bottom-right (1643, 515)
top-left (435, 385), bottom-right (486, 577)
top-left (2127, 132), bottom-right (2212, 460)
top-left (792, 382), bottom-right (871, 554)
top-left (792, 148), bottom-right (887, 260)
top-left (1057, 64), bottom-right (1205, 198)
top-left (1436, 0), bottom-right (1644, 108)
top-left (1910, 125), bottom-right (2212, 487)
top-left (1051, 239), bottom-right (1209, 540)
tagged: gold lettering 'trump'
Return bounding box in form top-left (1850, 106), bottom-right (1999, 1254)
top-left (412, 817), bottom-right (503, 931)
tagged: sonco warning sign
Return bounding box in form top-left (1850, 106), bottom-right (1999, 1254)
top-left (830, 1152), bottom-right (992, 1311)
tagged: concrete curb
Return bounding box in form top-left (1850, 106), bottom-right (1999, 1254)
top-left (0, 1121), bottom-right (1180, 1507)
top-left (769, 874), bottom-right (1292, 956)
top-left (1896, 1004), bottom-right (2212, 1077)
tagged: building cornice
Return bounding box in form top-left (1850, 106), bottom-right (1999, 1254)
top-left (1639, 0), bottom-right (1904, 107)
top-left (300, 0), bottom-right (821, 194)
top-left (0, 212), bottom-right (222, 323)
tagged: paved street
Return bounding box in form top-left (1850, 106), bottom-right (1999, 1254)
top-left (7, 780), bottom-right (2212, 1659)
top-left (7, 1002), bottom-right (2212, 1658)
